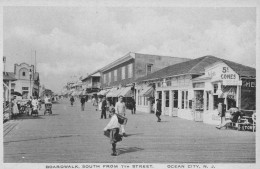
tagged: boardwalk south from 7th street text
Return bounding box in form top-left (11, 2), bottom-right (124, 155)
top-left (45, 164), bottom-right (216, 169)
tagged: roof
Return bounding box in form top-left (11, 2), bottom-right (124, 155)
top-left (3, 72), bottom-right (17, 81)
top-left (136, 55), bottom-right (256, 82)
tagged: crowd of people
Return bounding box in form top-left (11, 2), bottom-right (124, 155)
top-left (10, 94), bottom-right (53, 118)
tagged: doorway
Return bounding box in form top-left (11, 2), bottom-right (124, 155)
top-left (172, 90), bottom-right (178, 117)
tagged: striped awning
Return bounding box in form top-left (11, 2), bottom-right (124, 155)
top-left (139, 86), bottom-right (154, 97)
top-left (106, 88), bottom-right (118, 97)
top-left (97, 89), bottom-right (111, 96)
top-left (220, 86), bottom-right (237, 98)
top-left (119, 87), bottom-right (133, 97)
top-left (110, 88), bottom-right (124, 97)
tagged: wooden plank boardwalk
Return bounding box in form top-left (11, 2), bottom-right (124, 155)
top-left (4, 100), bottom-right (256, 163)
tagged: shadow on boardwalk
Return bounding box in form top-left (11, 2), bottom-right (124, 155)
top-left (117, 147), bottom-right (144, 155)
top-left (4, 134), bottom-right (81, 144)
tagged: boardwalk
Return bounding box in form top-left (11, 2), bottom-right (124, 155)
top-left (4, 99), bottom-right (255, 163)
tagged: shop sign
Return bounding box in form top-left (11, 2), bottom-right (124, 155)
top-left (223, 80), bottom-right (242, 86)
top-left (242, 79), bottom-right (256, 88)
top-left (206, 62), bottom-right (239, 82)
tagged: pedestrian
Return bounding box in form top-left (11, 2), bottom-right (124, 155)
top-left (216, 107), bottom-right (242, 129)
top-left (80, 96), bottom-right (86, 111)
top-left (31, 96), bottom-right (39, 116)
top-left (12, 96), bottom-right (19, 118)
top-left (107, 100), bottom-right (115, 118)
top-left (130, 96), bottom-right (136, 114)
top-left (103, 107), bottom-right (123, 156)
top-left (217, 101), bottom-right (226, 127)
top-left (156, 99), bottom-right (162, 122)
top-left (101, 97), bottom-right (107, 119)
top-left (70, 96), bottom-right (75, 106)
top-left (115, 95), bottom-right (127, 137)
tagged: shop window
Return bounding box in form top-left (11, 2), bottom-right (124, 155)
top-left (213, 95), bottom-right (219, 109)
top-left (194, 90), bottom-right (204, 110)
top-left (165, 91), bottom-right (169, 107)
top-left (173, 91), bottom-right (178, 108)
top-left (185, 91), bottom-right (188, 109)
top-left (206, 92), bottom-right (209, 110)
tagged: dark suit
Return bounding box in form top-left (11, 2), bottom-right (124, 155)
top-left (156, 101), bottom-right (162, 121)
top-left (101, 99), bottom-right (107, 119)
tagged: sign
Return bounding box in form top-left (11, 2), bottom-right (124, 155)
top-left (223, 80), bottom-right (242, 86)
top-left (205, 62), bottom-right (240, 83)
top-left (242, 79), bottom-right (256, 88)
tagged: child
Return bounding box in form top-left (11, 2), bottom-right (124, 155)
top-left (103, 108), bottom-right (122, 156)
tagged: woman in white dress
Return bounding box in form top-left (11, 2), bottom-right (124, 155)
top-left (12, 96), bottom-right (19, 118)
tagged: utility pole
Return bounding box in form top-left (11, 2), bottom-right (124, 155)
top-left (35, 50), bottom-right (37, 73)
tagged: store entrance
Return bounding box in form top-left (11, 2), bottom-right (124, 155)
top-left (194, 90), bottom-right (204, 122)
top-left (172, 90), bottom-right (178, 117)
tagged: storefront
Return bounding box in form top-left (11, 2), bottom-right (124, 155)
top-left (197, 61), bottom-right (255, 125)
top-left (153, 61), bottom-right (255, 125)
top-left (135, 56), bottom-right (255, 125)
top-left (135, 83), bottom-right (154, 113)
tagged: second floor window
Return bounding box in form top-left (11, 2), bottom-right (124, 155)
top-left (114, 70), bottom-right (117, 81)
top-left (122, 66), bottom-right (125, 80)
top-left (108, 72), bottom-right (111, 83)
top-left (147, 64), bottom-right (153, 75)
top-left (23, 72), bottom-right (26, 76)
top-left (128, 63), bottom-right (133, 78)
top-left (103, 74), bottom-right (107, 83)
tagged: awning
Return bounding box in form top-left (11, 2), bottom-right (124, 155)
top-left (97, 89), bottom-right (110, 95)
top-left (110, 88), bottom-right (124, 97)
top-left (119, 87), bottom-right (133, 97)
top-left (106, 88), bottom-right (118, 97)
top-left (139, 86), bottom-right (154, 97)
top-left (87, 92), bottom-right (98, 96)
top-left (220, 86), bottom-right (237, 98)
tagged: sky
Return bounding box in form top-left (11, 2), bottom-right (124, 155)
top-left (3, 7), bottom-right (256, 93)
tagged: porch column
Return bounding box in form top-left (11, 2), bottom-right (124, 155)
top-left (236, 85), bottom-right (241, 109)
top-left (178, 90), bottom-right (182, 109)
top-left (162, 90), bottom-right (165, 115)
top-left (169, 90), bottom-right (173, 116)
top-left (154, 91), bottom-right (158, 112)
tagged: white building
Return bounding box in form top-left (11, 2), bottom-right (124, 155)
top-left (12, 63), bottom-right (40, 99)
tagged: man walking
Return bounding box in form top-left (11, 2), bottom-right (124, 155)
top-left (115, 95), bottom-right (127, 137)
top-left (101, 97), bottom-right (107, 119)
top-left (80, 96), bottom-right (86, 111)
top-left (156, 99), bottom-right (162, 122)
top-left (130, 96), bottom-right (136, 114)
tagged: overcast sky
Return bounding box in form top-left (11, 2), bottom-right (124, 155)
top-left (3, 7), bottom-right (256, 93)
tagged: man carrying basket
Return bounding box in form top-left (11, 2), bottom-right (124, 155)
top-left (115, 95), bottom-right (128, 137)
top-left (104, 108), bottom-right (123, 156)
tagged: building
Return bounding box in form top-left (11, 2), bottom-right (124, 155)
top-left (98, 52), bottom-right (190, 106)
top-left (136, 55), bottom-right (256, 125)
top-left (81, 70), bottom-right (101, 100)
top-left (11, 63), bottom-right (40, 99)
